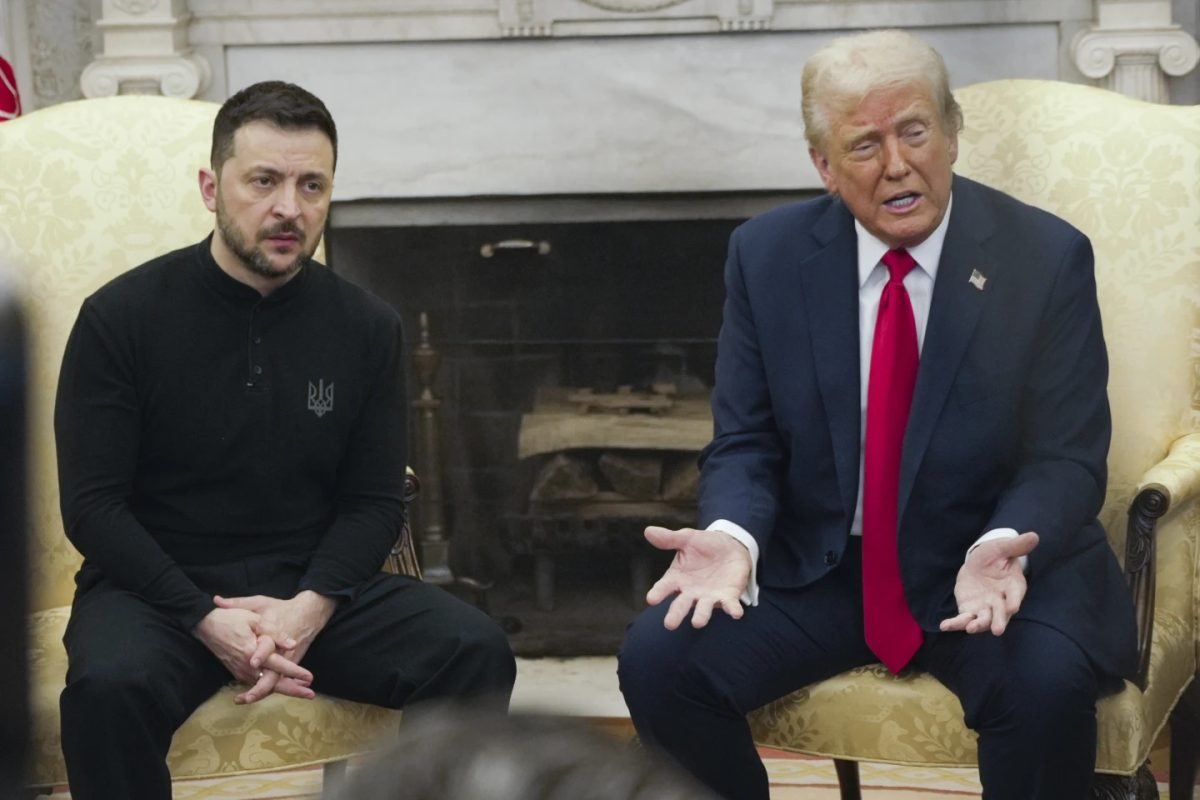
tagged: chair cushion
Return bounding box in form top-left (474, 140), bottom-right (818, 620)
top-left (748, 668), bottom-right (1160, 774)
top-left (28, 606), bottom-right (401, 787)
top-left (749, 506), bottom-right (1199, 776)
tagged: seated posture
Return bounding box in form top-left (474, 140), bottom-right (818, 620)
top-left (54, 81), bottom-right (515, 800)
top-left (619, 30), bottom-right (1137, 800)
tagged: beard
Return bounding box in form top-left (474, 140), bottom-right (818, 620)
top-left (215, 194), bottom-right (317, 281)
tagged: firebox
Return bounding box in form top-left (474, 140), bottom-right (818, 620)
top-left (326, 191), bottom-right (812, 655)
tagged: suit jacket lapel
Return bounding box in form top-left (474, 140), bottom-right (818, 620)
top-left (899, 177), bottom-right (996, 522)
top-left (797, 199), bottom-right (861, 526)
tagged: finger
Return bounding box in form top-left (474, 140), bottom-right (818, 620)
top-left (248, 619), bottom-right (293, 651)
top-left (273, 635), bottom-right (297, 651)
top-left (967, 605), bottom-right (992, 635)
top-left (718, 596), bottom-right (744, 621)
top-left (691, 596), bottom-right (717, 629)
top-left (216, 594), bottom-right (271, 611)
top-left (645, 573), bottom-right (681, 607)
top-left (235, 669), bottom-right (279, 705)
top-left (989, 596), bottom-right (1012, 636)
top-left (249, 634), bottom-right (276, 669)
top-left (644, 526), bottom-right (692, 552)
top-left (1005, 579), bottom-right (1027, 615)
top-left (662, 593), bottom-right (696, 631)
top-left (274, 676), bottom-right (316, 700)
top-left (997, 531), bottom-right (1040, 558)
top-left (643, 575), bottom-right (681, 606)
top-left (263, 652), bottom-right (314, 683)
top-left (939, 611), bottom-right (974, 632)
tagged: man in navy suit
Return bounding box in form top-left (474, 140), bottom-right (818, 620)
top-left (619, 29), bottom-right (1137, 800)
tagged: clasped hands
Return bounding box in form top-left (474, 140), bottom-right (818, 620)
top-left (192, 589), bottom-right (336, 705)
top-left (644, 524), bottom-right (1040, 637)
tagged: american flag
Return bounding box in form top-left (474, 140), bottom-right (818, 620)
top-left (0, 11), bottom-right (21, 121)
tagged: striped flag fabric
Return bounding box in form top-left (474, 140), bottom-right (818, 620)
top-left (0, 13), bottom-right (21, 121)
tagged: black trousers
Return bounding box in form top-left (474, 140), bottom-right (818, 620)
top-left (60, 562), bottom-right (515, 800)
top-left (618, 540), bottom-right (1117, 800)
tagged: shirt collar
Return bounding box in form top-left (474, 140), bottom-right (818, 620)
top-left (855, 193), bottom-right (953, 288)
top-left (195, 232), bottom-right (312, 305)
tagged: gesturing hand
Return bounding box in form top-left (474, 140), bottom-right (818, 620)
top-left (214, 591), bottom-right (336, 704)
top-left (644, 526), bottom-right (752, 631)
top-left (939, 532), bottom-right (1040, 636)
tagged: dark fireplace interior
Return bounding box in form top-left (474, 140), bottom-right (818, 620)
top-left (326, 193), bottom-right (806, 655)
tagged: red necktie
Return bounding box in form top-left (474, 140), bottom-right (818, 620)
top-left (862, 248), bottom-right (924, 673)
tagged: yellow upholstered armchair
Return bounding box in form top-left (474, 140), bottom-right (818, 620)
top-left (747, 80), bottom-right (1200, 799)
top-left (0, 96), bottom-right (417, 793)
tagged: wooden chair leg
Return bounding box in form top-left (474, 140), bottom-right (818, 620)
top-left (1170, 676), bottom-right (1200, 800)
top-left (833, 758), bottom-right (862, 800)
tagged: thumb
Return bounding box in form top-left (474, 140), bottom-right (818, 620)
top-left (214, 595), bottom-right (253, 610)
top-left (644, 526), bottom-right (691, 552)
top-left (998, 531), bottom-right (1040, 557)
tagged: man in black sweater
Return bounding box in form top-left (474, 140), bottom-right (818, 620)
top-left (54, 81), bottom-right (515, 800)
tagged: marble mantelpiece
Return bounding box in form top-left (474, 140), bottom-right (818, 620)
top-left (225, 25), bottom-right (1059, 201)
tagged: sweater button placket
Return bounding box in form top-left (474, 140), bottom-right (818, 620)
top-left (247, 305), bottom-right (264, 388)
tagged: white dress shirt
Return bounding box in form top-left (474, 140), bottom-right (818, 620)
top-left (709, 196), bottom-right (1020, 606)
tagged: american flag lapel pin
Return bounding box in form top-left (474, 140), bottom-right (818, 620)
top-left (968, 269), bottom-right (988, 291)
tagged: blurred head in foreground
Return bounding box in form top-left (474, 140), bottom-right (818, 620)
top-left (325, 708), bottom-right (716, 800)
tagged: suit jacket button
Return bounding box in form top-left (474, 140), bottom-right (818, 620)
top-left (824, 550), bottom-right (838, 566)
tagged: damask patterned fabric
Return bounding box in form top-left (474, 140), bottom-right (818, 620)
top-left (0, 95), bottom-right (380, 789)
top-left (748, 80), bottom-right (1200, 776)
top-left (27, 607), bottom-right (401, 786)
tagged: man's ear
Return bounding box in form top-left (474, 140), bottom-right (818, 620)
top-left (808, 147), bottom-right (838, 195)
top-left (198, 168), bottom-right (218, 213)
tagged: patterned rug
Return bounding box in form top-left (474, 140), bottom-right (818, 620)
top-left (40, 749), bottom-right (1173, 799)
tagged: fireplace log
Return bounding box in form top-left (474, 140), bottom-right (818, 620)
top-left (598, 452), bottom-right (663, 500)
top-left (662, 456), bottom-right (700, 503)
top-left (530, 453), bottom-right (600, 502)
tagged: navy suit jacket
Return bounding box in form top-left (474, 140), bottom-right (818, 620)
top-left (698, 175), bottom-right (1137, 679)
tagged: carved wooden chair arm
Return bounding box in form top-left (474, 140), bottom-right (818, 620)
top-left (384, 469), bottom-right (423, 579)
top-left (1125, 432), bottom-right (1200, 689)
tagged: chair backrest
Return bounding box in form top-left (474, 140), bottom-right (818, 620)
top-left (0, 96), bottom-right (219, 611)
top-left (954, 79), bottom-right (1200, 555)
top-left (0, 96), bottom-right (328, 612)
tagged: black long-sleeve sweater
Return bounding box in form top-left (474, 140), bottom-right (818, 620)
top-left (54, 237), bottom-right (407, 631)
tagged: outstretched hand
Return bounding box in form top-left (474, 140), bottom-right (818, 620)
top-left (644, 526), bottom-right (752, 630)
top-left (939, 531), bottom-right (1039, 636)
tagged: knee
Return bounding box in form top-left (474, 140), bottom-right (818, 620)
top-left (1017, 662), bottom-right (1098, 728)
top-left (619, 605), bottom-right (672, 686)
top-left (61, 660), bottom-right (158, 720)
top-left (452, 613), bottom-right (516, 693)
top-left (618, 606), bottom-right (718, 716)
top-left (967, 653), bottom-right (1098, 738)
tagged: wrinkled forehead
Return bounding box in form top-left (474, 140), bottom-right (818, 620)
top-left (824, 78), bottom-right (940, 127)
top-left (226, 121), bottom-right (335, 172)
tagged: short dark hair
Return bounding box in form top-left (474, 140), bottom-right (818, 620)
top-left (210, 80), bottom-right (338, 173)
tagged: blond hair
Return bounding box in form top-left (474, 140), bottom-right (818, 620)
top-left (801, 29), bottom-right (963, 152)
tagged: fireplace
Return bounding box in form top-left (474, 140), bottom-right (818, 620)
top-left (326, 191), bottom-right (808, 654)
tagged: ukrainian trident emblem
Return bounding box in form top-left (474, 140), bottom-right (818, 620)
top-left (307, 379), bottom-right (334, 418)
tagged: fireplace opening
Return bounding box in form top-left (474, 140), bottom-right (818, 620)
top-left (326, 192), bottom-right (809, 656)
